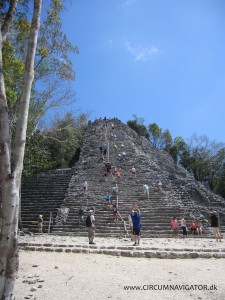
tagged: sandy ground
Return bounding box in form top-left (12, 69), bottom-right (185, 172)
top-left (15, 235), bottom-right (225, 300)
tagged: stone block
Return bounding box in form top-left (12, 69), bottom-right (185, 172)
top-left (55, 248), bottom-right (63, 252)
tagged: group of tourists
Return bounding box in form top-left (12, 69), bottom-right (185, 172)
top-left (171, 216), bottom-right (189, 237)
top-left (142, 179), bottom-right (163, 199)
top-left (170, 213), bottom-right (222, 241)
top-left (190, 220), bottom-right (203, 235)
top-left (84, 203), bottom-right (142, 246)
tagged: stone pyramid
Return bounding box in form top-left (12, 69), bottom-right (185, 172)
top-left (21, 118), bottom-right (225, 237)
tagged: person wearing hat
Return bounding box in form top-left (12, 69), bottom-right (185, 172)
top-left (209, 211), bottom-right (222, 242)
top-left (86, 209), bottom-right (96, 244)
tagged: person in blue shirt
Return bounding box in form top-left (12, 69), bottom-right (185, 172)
top-left (130, 204), bottom-right (141, 246)
top-left (105, 192), bottom-right (111, 208)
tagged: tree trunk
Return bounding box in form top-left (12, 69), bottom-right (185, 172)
top-left (0, 1), bottom-right (42, 299)
top-left (18, 187), bottom-right (23, 232)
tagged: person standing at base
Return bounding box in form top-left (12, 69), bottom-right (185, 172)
top-left (196, 220), bottom-right (203, 235)
top-left (190, 220), bottom-right (197, 235)
top-left (86, 210), bottom-right (96, 244)
top-left (181, 215), bottom-right (187, 236)
top-left (171, 216), bottom-right (179, 238)
top-left (209, 211), bottom-right (222, 242)
top-left (38, 214), bottom-right (43, 233)
top-left (130, 204), bottom-right (141, 246)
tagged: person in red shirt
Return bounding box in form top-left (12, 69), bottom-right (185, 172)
top-left (171, 216), bottom-right (179, 238)
top-left (190, 220), bottom-right (197, 235)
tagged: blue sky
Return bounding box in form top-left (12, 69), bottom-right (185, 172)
top-left (60, 0), bottom-right (225, 143)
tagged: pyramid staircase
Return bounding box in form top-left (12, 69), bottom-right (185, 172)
top-left (20, 169), bottom-right (72, 232)
top-left (47, 118), bottom-right (225, 238)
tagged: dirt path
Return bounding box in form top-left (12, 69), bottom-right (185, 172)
top-left (16, 250), bottom-right (225, 300)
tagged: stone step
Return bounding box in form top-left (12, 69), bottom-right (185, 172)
top-left (19, 241), bottom-right (225, 259)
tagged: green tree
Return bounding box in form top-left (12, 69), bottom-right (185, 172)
top-left (23, 130), bottom-right (55, 177)
top-left (3, 0), bottom-right (79, 136)
top-left (148, 122), bottom-right (162, 147)
top-left (214, 163), bottom-right (225, 198)
top-left (181, 134), bottom-right (225, 186)
top-left (127, 115), bottom-right (149, 138)
top-left (161, 129), bottom-right (173, 151)
top-left (207, 147), bottom-right (225, 193)
top-left (2, 40), bottom-right (24, 115)
top-left (170, 136), bottom-right (189, 164)
top-left (148, 122), bottom-right (173, 151)
top-left (43, 113), bottom-right (88, 168)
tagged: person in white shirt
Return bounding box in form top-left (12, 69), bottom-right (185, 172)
top-left (83, 181), bottom-right (88, 192)
top-left (143, 184), bottom-right (149, 198)
top-left (131, 166), bottom-right (136, 179)
top-left (181, 215), bottom-right (187, 236)
top-left (121, 152), bottom-right (126, 160)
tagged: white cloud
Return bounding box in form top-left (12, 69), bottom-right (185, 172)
top-left (125, 42), bottom-right (158, 61)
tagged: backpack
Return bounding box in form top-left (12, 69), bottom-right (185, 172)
top-left (86, 215), bottom-right (92, 227)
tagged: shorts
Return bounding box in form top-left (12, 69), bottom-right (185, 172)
top-left (38, 223), bottom-right (43, 229)
top-left (212, 227), bottom-right (220, 235)
top-left (133, 228), bottom-right (141, 236)
top-left (172, 228), bottom-right (178, 234)
top-left (88, 227), bottom-right (95, 237)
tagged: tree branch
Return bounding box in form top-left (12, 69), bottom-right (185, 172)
top-left (1, 0), bottom-right (18, 42)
